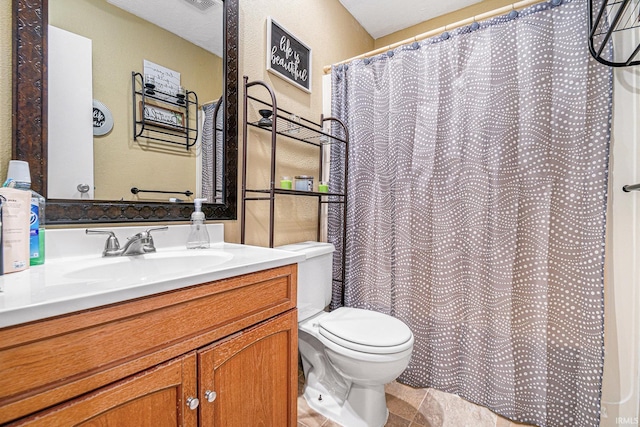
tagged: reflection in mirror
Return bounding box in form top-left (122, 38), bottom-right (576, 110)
top-left (12, 0), bottom-right (237, 224)
top-left (206, 97), bottom-right (225, 204)
top-left (48, 0), bottom-right (224, 204)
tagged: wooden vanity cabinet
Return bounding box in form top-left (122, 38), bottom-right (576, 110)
top-left (198, 311), bottom-right (297, 426)
top-left (0, 265), bottom-right (298, 426)
top-left (8, 353), bottom-right (199, 426)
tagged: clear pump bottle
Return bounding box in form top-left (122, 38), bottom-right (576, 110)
top-left (186, 198), bottom-right (210, 249)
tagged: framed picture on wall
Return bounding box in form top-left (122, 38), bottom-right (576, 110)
top-left (266, 17), bottom-right (312, 93)
top-left (139, 101), bottom-right (186, 132)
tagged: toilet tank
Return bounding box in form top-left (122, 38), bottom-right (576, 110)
top-left (276, 241), bottom-right (335, 322)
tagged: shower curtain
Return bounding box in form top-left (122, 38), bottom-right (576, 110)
top-left (200, 101), bottom-right (224, 203)
top-left (329, 1), bottom-right (612, 426)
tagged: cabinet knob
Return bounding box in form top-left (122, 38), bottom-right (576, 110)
top-left (186, 397), bottom-right (200, 410)
top-left (204, 390), bottom-right (217, 402)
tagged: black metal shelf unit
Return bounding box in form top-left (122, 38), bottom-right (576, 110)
top-left (245, 94), bottom-right (348, 147)
top-left (132, 72), bottom-right (199, 150)
top-left (241, 76), bottom-right (349, 293)
top-left (588, 0), bottom-right (640, 67)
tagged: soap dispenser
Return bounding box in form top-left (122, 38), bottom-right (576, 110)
top-left (186, 198), bottom-right (210, 249)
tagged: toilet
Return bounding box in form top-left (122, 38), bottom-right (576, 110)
top-left (278, 242), bottom-right (414, 427)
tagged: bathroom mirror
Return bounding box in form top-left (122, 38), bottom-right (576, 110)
top-left (12, 0), bottom-right (238, 224)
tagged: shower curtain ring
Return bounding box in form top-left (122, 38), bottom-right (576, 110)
top-left (471, 16), bottom-right (480, 30)
top-left (442, 24), bottom-right (450, 40)
top-left (508, 4), bottom-right (519, 19)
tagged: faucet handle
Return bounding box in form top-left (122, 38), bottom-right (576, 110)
top-left (145, 226), bottom-right (168, 235)
top-left (86, 229), bottom-right (121, 256)
top-left (140, 226), bottom-right (168, 253)
top-left (143, 226), bottom-right (168, 240)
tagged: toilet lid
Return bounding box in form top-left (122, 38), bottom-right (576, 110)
top-left (318, 307), bottom-right (413, 354)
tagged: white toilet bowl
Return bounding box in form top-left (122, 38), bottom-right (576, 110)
top-left (277, 241), bottom-right (414, 427)
top-left (299, 307), bottom-right (414, 427)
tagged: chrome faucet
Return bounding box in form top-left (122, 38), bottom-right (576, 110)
top-left (86, 227), bottom-right (168, 257)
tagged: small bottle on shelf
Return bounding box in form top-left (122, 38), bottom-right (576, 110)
top-left (280, 176), bottom-right (292, 190)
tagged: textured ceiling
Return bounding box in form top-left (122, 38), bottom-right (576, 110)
top-left (106, 0), bottom-right (484, 54)
top-left (339, 0), bottom-right (485, 39)
top-left (107, 0), bottom-right (223, 57)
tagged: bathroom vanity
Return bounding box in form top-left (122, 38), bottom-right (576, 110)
top-left (0, 225), bottom-right (303, 426)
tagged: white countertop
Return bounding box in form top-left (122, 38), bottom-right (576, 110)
top-left (0, 224), bottom-right (305, 328)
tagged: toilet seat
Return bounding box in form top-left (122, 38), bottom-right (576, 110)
top-left (318, 307), bottom-right (413, 354)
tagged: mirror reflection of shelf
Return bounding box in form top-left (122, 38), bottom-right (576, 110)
top-left (137, 85), bottom-right (191, 108)
top-left (132, 72), bottom-right (199, 150)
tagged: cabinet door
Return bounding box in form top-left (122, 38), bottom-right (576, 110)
top-left (198, 310), bottom-right (298, 427)
top-left (13, 353), bottom-right (198, 427)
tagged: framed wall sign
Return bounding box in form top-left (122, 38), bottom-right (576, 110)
top-left (143, 60), bottom-right (181, 100)
top-left (93, 100), bottom-right (114, 136)
top-left (266, 17), bottom-right (312, 93)
top-left (139, 101), bottom-right (186, 132)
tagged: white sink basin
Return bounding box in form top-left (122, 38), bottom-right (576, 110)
top-left (59, 250), bottom-right (234, 286)
top-left (0, 224), bottom-right (308, 329)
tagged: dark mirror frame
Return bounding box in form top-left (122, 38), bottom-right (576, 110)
top-left (12, 0), bottom-right (238, 224)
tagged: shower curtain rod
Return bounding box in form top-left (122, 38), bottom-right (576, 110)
top-left (323, 0), bottom-right (547, 74)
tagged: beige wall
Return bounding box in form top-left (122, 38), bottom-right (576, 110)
top-left (50, 0), bottom-right (222, 202)
top-left (232, 0), bottom-right (372, 245)
top-left (0, 2), bottom-right (11, 184)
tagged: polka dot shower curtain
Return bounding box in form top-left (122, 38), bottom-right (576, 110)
top-left (328, 1), bottom-right (612, 426)
top-left (200, 101), bottom-right (224, 203)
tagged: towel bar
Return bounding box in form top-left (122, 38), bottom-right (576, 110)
top-left (622, 184), bottom-right (640, 192)
top-left (131, 187), bottom-right (193, 197)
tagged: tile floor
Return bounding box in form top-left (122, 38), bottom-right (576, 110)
top-left (297, 369), bottom-right (533, 427)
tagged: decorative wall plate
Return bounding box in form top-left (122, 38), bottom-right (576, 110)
top-left (93, 99), bottom-right (114, 136)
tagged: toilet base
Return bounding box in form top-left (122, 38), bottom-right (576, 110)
top-left (303, 370), bottom-right (389, 427)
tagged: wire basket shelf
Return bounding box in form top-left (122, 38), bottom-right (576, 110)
top-left (589, 0), bottom-right (640, 66)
